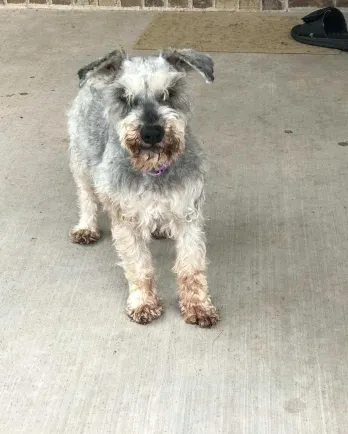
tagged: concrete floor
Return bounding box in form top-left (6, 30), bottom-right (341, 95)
top-left (1, 8), bottom-right (348, 434)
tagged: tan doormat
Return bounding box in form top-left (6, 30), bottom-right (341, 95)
top-left (133, 12), bottom-right (338, 54)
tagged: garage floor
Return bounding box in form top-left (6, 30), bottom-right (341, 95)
top-left (1, 9), bottom-right (348, 434)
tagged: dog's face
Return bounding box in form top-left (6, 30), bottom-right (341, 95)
top-left (78, 49), bottom-right (214, 171)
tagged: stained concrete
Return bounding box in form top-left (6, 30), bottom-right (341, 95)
top-left (1, 9), bottom-right (348, 434)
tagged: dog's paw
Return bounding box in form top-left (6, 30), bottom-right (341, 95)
top-left (181, 303), bottom-right (219, 328)
top-left (69, 228), bottom-right (101, 245)
top-left (127, 301), bottom-right (163, 325)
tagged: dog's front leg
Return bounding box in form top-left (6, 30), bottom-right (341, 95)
top-left (174, 222), bottom-right (219, 328)
top-left (69, 153), bottom-right (100, 245)
top-left (111, 220), bottom-right (162, 324)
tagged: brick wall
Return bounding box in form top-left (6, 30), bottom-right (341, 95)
top-left (3, 0), bottom-right (347, 11)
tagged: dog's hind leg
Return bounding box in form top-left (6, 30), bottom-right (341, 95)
top-left (69, 152), bottom-right (101, 245)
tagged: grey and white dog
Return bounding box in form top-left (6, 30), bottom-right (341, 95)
top-left (68, 48), bottom-right (218, 327)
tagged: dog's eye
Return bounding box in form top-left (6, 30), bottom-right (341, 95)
top-left (118, 91), bottom-right (138, 108)
top-left (119, 96), bottom-right (127, 104)
top-left (160, 88), bottom-right (175, 102)
top-left (167, 88), bottom-right (176, 99)
top-left (118, 92), bottom-right (128, 104)
top-left (160, 91), bottom-right (167, 102)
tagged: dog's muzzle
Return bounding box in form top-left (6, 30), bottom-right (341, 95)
top-left (140, 125), bottom-right (165, 149)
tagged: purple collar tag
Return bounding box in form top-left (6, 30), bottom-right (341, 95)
top-left (149, 163), bottom-right (169, 177)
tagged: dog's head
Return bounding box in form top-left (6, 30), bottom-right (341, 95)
top-left (77, 49), bottom-right (214, 171)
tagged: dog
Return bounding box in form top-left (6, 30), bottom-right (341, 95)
top-left (68, 48), bottom-right (218, 328)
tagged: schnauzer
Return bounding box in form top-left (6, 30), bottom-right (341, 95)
top-left (68, 48), bottom-right (218, 327)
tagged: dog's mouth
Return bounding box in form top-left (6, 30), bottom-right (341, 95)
top-left (130, 146), bottom-right (176, 172)
top-left (139, 141), bottom-right (165, 155)
top-left (123, 126), bottom-right (185, 172)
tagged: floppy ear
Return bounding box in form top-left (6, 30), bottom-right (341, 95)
top-left (162, 48), bottom-right (214, 83)
top-left (77, 50), bottom-right (125, 88)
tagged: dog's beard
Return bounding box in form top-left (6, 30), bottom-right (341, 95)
top-left (122, 121), bottom-right (185, 172)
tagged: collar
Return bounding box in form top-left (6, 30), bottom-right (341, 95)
top-left (147, 163), bottom-right (170, 177)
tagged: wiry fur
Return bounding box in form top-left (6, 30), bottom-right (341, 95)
top-left (68, 48), bottom-right (218, 327)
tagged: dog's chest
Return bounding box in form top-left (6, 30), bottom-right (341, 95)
top-left (95, 163), bottom-right (204, 232)
top-left (122, 191), bottom-right (182, 224)
top-left (100, 187), bottom-right (198, 233)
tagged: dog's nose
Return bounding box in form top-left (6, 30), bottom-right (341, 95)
top-left (140, 125), bottom-right (165, 148)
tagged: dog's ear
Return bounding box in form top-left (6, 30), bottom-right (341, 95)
top-left (77, 50), bottom-right (125, 88)
top-left (162, 49), bottom-right (214, 83)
